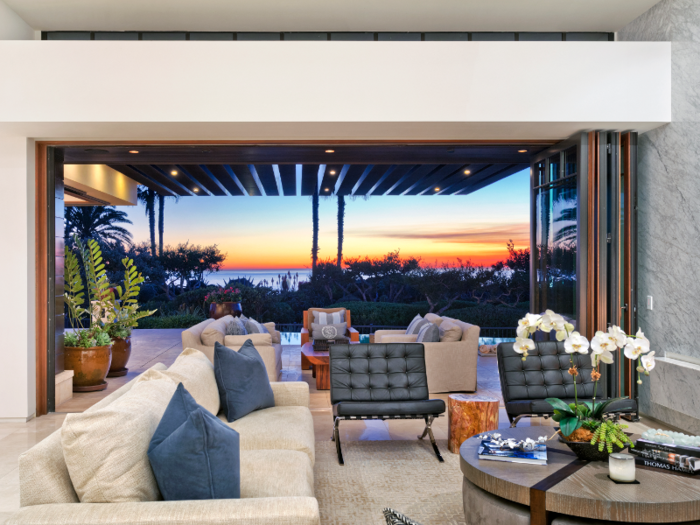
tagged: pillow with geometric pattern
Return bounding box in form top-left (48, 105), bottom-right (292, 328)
top-left (311, 322), bottom-right (347, 340)
top-left (312, 309), bottom-right (346, 325)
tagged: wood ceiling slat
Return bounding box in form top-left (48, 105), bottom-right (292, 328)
top-left (228, 165), bottom-right (261, 196)
top-left (136, 165), bottom-right (193, 196)
top-left (203, 165), bottom-right (244, 196)
top-left (278, 164), bottom-right (296, 196)
top-left (157, 164), bottom-right (209, 195)
top-left (403, 164), bottom-right (466, 195)
top-left (106, 165), bottom-right (177, 197)
top-left (301, 165), bottom-right (319, 196)
top-left (437, 164), bottom-right (501, 195)
top-left (320, 164), bottom-right (344, 195)
top-left (386, 164), bottom-right (440, 195)
top-left (455, 165), bottom-right (525, 196)
top-left (354, 165), bottom-right (393, 196)
top-left (179, 165), bottom-right (227, 196)
top-left (253, 165), bottom-right (279, 196)
top-left (337, 165), bottom-right (369, 195)
top-left (371, 164), bottom-right (414, 195)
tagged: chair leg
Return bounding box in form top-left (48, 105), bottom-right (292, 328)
top-left (418, 416), bottom-right (444, 463)
top-left (334, 417), bottom-right (344, 465)
top-left (510, 414), bottom-right (527, 428)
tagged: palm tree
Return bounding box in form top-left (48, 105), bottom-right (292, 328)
top-left (337, 195), bottom-right (345, 269)
top-left (311, 190), bottom-right (319, 275)
top-left (158, 194), bottom-right (165, 257)
top-left (138, 187), bottom-right (157, 257)
top-left (64, 206), bottom-right (133, 246)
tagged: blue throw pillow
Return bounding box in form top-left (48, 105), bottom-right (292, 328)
top-left (148, 383), bottom-right (240, 500)
top-left (214, 340), bottom-right (275, 422)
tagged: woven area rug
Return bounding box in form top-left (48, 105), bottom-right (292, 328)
top-left (314, 439), bottom-right (466, 525)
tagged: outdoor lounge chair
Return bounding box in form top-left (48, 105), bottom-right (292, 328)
top-left (497, 341), bottom-right (638, 427)
top-left (329, 342), bottom-right (446, 465)
top-left (300, 307), bottom-right (360, 345)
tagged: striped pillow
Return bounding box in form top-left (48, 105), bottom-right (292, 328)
top-left (312, 309), bottom-right (346, 325)
top-left (405, 314), bottom-right (423, 335)
top-left (416, 322), bottom-right (440, 343)
top-left (244, 319), bottom-right (269, 335)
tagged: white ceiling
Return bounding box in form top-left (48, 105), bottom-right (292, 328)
top-left (5, 0), bottom-right (662, 33)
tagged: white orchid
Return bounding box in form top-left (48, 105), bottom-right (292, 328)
top-left (564, 332), bottom-right (590, 354)
top-left (592, 349), bottom-right (615, 366)
top-left (635, 328), bottom-right (651, 352)
top-left (516, 325), bottom-right (529, 338)
top-left (607, 325), bottom-right (627, 348)
top-left (624, 334), bottom-right (650, 360)
top-left (641, 351), bottom-right (656, 373)
top-left (540, 310), bottom-right (565, 332)
top-left (517, 314), bottom-right (542, 336)
top-left (513, 337), bottom-right (535, 356)
top-left (591, 331), bottom-right (616, 356)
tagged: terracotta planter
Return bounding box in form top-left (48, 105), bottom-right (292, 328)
top-left (108, 336), bottom-right (131, 377)
top-left (208, 302), bottom-right (242, 320)
top-left (65, 345), bottom-right (112, 392)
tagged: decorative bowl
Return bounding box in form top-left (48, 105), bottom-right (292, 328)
top-left (559, 436), bottom-right (627, 461)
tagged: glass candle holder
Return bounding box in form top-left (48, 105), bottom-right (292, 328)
top-left (609, 453), bottom-right (636, 482)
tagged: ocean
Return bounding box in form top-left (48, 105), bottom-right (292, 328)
top-left (204, 269), bottom-right (311, 287)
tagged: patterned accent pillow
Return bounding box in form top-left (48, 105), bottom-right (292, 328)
top-left (225, 318), bottom-right (247, 336)
top-left (405, 314), bottom-right (423, 334)
top-left (244, 318), bottom-right (269, 335)
top-left (311, 322), bottom-right (347, 340)
top-left (383, 508), bottom-right (424, 525)
top-left (415, 322), bottom-right (439, 343)
top-left (408, 318), bottom-right (430, 335)
top-left (312, 309), bottom-right (346, 325)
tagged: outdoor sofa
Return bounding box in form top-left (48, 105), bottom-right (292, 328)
top-left (182, 315), bottom-right (283, 381)
top-left (8, 349), bottom-right (319, 525)
top-left (373, 313), bottom-right (480, 393)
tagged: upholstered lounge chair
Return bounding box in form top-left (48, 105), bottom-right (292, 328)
top-left (329, 343), bottom-right (446, 465)
top-left (497, 341), bottom-right (638, 427)
top-left (300, 307), bottom-right (359, 345)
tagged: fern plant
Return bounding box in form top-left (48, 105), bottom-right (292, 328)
top-left (108, 257), bottom-right (157, 338)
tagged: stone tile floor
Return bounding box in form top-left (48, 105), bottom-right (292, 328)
top-left (0, 329), bottom-right (677, 522)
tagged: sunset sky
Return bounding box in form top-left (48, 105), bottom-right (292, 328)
top-left (121, 168), bottom-right (530, 270)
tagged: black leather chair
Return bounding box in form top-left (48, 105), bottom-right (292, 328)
top-left (497, 341), bottom-right (637, 427)
top-left (329, 343), bottom-right (446, 465)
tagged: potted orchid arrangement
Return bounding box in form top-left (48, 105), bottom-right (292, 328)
top-left (514, 310), bottom-right (655, 459)
top-left (204, 286), bottom-right (243, 320)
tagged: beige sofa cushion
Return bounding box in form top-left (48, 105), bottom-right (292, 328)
top-left (61, 369), bottom-right (177, 503)
top-left (219, 406), bottom-right (315, 465)
top-left (240, 450), bottom-right (314, 498)
top-left (264, 322), bottom-right (281, 344)
top-left (200, 315), bottom-right (234, 346)
top-left (224, 333), bottom-right (273, 347)
top-left (163, 348), bottom-right (219, 415)
top-left (424, 313), bottom-right (444, 326)
top-left (439, 320), bottom-right (463, 342)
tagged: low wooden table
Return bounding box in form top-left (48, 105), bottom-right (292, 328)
top-left (460, 426), bottom-right (700, 524)
top-left (448, 394), bottom-right (499, 453)
top-left (301, 343), bottom-right (331, 390)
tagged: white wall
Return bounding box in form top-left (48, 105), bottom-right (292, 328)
top-left (0, 137), bottom-right (35, 420)
top-left (0, 0), bottom-right (34, 40)
top-left (0, 41), bottom-right (671, 141)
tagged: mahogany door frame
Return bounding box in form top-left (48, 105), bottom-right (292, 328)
top-left (33, 137), bottom-right (554, 416)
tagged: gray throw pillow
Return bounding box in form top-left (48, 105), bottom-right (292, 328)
top-left (416, 322), bottom-right (439, 343)
top-left (408, 318), bottom-right (430, 335)
top-left (405, 314), bottom-right (423, 335)
top-left (245, 319), bottom-right (269, 335)
top-left (311, 322), bottom-right (347, 340)
top-left (225, 318), bottom-right (247, 336)
top-left (312, 309), bottom-right (346, 325)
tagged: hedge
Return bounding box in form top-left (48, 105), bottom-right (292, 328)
top-left (136, 313), bottom-right (206, 329)
top-left (442, 305), bottom-right (527, 328)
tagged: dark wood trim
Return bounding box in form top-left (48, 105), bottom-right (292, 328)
top-left (622, 132), bottom-right (632, 397)
top-left (35, 144), bottom-right (48, 417)
top-left (586, 131), bottom-right (596, 341)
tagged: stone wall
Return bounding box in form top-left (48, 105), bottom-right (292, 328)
top-left (619, 0), bottom-right (700, 431)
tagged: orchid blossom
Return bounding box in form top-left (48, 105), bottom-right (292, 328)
top-left (513, 337), bottom-right (535, 360)
top-left (564, 332), bottom-right (590, 354)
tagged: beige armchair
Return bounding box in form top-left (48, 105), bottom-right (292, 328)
top-left (300, 308), bottom-right (359, 346)
top-left (181, 316), bottom-right (283, 381)
top-left (373, 315), bottom-right (480, 393)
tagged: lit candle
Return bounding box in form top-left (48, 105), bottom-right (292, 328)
top-left (609, 453), bottom-right (636, 482)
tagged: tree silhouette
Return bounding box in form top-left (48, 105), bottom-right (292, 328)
top-left (157, 194), bottom-right (179, 257)
top-left (137, 187), bottom-right (157, 257)
top-left (64, 206), bottom-right (133, 247)
top-left (337, 195), bottom-right (345, 269)
top-left (311, 190), bottom-right (319, 275)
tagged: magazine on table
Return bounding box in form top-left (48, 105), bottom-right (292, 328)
top-left (477, 439), bottom-right (547, 466)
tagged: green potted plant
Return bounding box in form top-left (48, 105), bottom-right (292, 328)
top-left (104, 257), bottom-right (157, 377)
top-left (64, 237), bottom-right (114, 392)
top-left (514, 310), bottom-right (655, 460)
top-left (204, 286), bottom-right (242, 319)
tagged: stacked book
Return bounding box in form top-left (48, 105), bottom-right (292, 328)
top-left (631, 437), bottom-right (700, 475)
top-left (477, 437), bottom-right (548, 465)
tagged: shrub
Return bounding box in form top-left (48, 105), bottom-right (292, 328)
top-left (329, 302), bottom-right (427, 326)
top-left (136, 313), bottom-right (205, 329)
top-left (442, 304), bottom-right (528, 328)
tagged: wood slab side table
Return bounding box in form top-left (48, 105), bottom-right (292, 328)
top-left (301, 342), bottom-right (331, 390)
top-left (448, 394), bottom-right (499, 453)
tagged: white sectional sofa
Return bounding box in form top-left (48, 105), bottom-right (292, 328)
top-left (182, 316), bottom-right (283, 381)
top-left (8, 351), bottom-right (319, 525)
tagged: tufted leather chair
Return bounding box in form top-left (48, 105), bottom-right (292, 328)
top-left (329, 343), bottom-right (446, 464)
top-left (497, 341), bottom-right (637, 427)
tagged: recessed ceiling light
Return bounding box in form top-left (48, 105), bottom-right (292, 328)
top-left (129, 150), bottom-right (139, 154)
top-left (329, 170), bottom-right (336, 175)
top-left (325, 188), bottom-right (330, 191)
top-left (171, 170), bottom-right (177, 176)
top-left (435, 187), bottom-right (440, 192)
top-left (518, 149), bottom-right (528, 153)
top-left (325, 149), bottom-right (335, 153)
top-left (193, 188), bottom-right (199, 192)
top-left (464, 170), bottom-right (471, 175)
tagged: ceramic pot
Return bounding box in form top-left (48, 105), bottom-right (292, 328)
top-left (65, 345), bottom-right (112, 392)
top-left (208, 302), bottom-right (242, 319)
top-left (107, 336), bottom-right (131, 377)
top-left (559, 435), bottom-right (627, 461)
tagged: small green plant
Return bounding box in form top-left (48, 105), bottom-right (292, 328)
top-left (591, 420), bottom-right (633, 453)
top-left (107, 257), bottom-right (157, 338)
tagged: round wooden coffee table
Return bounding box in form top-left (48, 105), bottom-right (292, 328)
top-left (460, 426), bottom-right (700, 524)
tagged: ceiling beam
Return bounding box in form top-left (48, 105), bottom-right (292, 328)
top-left (206, 164), bottom-right (245, 196)
top-left (129, 164), bottom-right (191, 196)
top-left (106, 164), bottom-right (177, 197)
top-left (277, 164), bottom-right (296, 196)
top-left (223, 165), bottom-right (249, 195)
